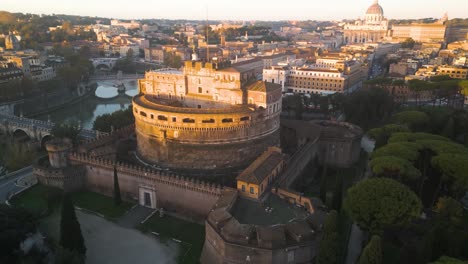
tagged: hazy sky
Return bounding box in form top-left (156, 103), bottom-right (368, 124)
top-left (1, 0), bottom-right (466, 21)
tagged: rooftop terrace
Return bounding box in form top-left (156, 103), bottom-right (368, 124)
top-left (230, 194), bottom-right (309, 226)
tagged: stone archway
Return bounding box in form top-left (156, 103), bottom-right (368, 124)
top-left (40, 135), bottom-right (53, 149)
top-left (12, 129), bottom-right (30, 142)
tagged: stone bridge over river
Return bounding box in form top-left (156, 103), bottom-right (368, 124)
top-left (0, 113), bottom-right (100, 146)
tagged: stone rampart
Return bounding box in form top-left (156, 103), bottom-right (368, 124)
top-left (68, 152), bottom-right (228, 219)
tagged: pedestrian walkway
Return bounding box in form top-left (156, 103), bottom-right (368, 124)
top-left (117, 205), bottom-right (156, 228)
top-left (345, 224), bottom-right (365, 264)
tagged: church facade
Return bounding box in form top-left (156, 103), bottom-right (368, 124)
top-left (343, 0), bottom-right (390, 44)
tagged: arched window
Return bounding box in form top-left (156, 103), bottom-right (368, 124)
top-left (202, 119), bottom-right (215, 123)
top-left (140, 111), bottom-right (147, 117)
top-left (158, 115), bottom-right (167, 121)
top-left (183, 118), bottom-right (195, 123)
top-left (240, 116), bottom-right (250, 121)
top-left (222, 118), bottom-right (233, 123)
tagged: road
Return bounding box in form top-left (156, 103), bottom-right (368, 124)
top-left (0, 166), bottom-right (33, 203)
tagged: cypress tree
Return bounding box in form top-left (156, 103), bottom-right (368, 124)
top-left (113, 166), bottom-right (122, 206)
top-left (60, 194), bottom-right (86, 256)
top-left (316, 210), bottom-right (339, 264)
top-left (358, 235), bottom-right (382, 264)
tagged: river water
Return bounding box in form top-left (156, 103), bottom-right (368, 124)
top-left (36, 80), bottom-right (138, 130)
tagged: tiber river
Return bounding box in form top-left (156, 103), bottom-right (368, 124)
top-left (36, 79), bottom-right (138, 130)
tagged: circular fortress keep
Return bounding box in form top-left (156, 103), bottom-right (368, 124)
top-left (133, 62), bottom-right (283, 171)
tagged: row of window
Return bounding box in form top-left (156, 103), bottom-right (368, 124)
top-left (291, 77), bottom-right (344, 82)
top-left (289, 82), bottom-right (343, 88)
top-left (135, 108), bottom-right (251, 124)
top-left (241, 185), bottom-right (255, 194)
top-left (290, 71), bottom-right (340, 77)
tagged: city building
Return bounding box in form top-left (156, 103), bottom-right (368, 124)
top-left (391, 16), bottom-right (448, 43)
top-left (343, 0), bottom-right (390, 44)
top-left (134, 60), bottom-right (282, 170)
top-left (4, 32), bottom-right (21, 51)
top-left (0, 61), bottom-right (23, 83)
top-left (436, 65), bottom-right (468, 79)
top-left (236, 147), bottom-right (285, 200)
top-left (110, 19), bottom-right (141, 30)
top-left (144, 47), bottom-right (165, 63)
top-left (263, 57), bottom-right (364, 94)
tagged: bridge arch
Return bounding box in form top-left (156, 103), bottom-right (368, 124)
top-left (95, 64), bottom-right (111, 70)
top-left (40, 135), bottom-right (53, 149)
top-left (12, 128), bottom-right (31, 142)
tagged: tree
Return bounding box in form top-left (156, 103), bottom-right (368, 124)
top-left (163, 52), bottom-right (182, 69)
top-left (0, 205), bottom-right (36, 264)
top-left (432, 153), bottom-right (468, 199)
top-left (113, 166), bottom-right (122, 206)
top-left (55, 248), bottom-right (84, 264)
top-left (93, 106), bottom-right (134, 132)
top-left (371, 142), bottom-right (421, 162)
top-left (344, 178), bottom-right (422, 234)
top-left (51, 122), bottom-right (81, 144)
top-left (429, 256), bottom-right (468, 264)
top-left (441, 117), bottom-right (455, 139)
top-left (401, 38), bottom-right (416, 49)
top-left (393, 111), bottom-right (430, 132)
top-left (358, 235), bottom-right (382, 264)
top-left (342, 88), bottom-right (394, 130)
top-left (368, 124), bottom-right (411, 149)
top-left (60, 194), bottom-right (86, 256)
top-left (369, 156), bottom-right (421, 182)
top-left (126, 48), bottom-right (134, 59)
top-left (316, 210), bottom-right (339, 264)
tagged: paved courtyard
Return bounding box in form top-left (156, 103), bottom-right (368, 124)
top-left (41, 210), bottom-right (179, 264)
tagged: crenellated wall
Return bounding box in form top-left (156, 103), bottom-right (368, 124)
top-left (67, 153), bottom-right (229, 219)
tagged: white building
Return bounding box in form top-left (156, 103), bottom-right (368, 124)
top-left (343, 0), bottom-right (390, 43)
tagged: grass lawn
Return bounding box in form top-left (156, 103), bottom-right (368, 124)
top-left (71, 191), bottom-right (134, 220)
top-left (138, 214), bottom-right (205, 264)
top-left (11, 184), bottom-right (62, 217)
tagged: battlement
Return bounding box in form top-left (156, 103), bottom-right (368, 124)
top-left (79, 125), bottom-right (133, 152)
top-left (68, 152), bottom-right (225, 196)
top-left (183, 60), bottom-right (232, 71)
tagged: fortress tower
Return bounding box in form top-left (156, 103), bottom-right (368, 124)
top-left (133, 61), bottom-right (282, 171)
top-left (45, 138), bottom-right (73, 169)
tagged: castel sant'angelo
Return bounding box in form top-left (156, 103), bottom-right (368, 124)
top-left (35, 56), bottom-right (363, 263)
top-left (134, 60), bottom-right (281, 171)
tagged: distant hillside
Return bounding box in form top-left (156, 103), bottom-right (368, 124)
top-left (0, 11), bottom-right (16, 24)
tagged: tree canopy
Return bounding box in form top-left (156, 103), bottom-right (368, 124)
top-left (316, 210), bottom-right (339, 264)
top-left (393, 111), bottom-right (429, 131)
top-left (93, 106), bottom-right (134, 133)
top-left (358, 235), bottom-right (382, 264)
top-left (429, 256), bottom-right (468, 264)
top-left (60, 194), bottom-right (86, 255)
top-left (344, 178), bottom-right (422, 234)
top-left (369, 156), bottom-right (421, 181)
top-left (368, 124), bottom-right (411, 149)
top-left (343, 88), bottom-right (394, 130)
top-left (0, 205), bottom-right (36, 264)
top-left (51, 122), bottom-right (81, 144)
